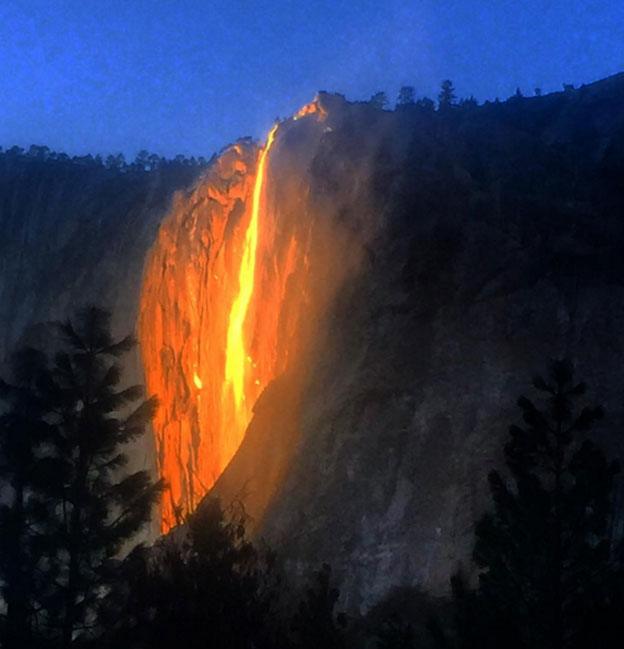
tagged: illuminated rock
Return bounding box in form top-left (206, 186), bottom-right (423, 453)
top-left (5, 78), bottom-right (624, 607)
top-left (139, 99), bottom-right (363, 531)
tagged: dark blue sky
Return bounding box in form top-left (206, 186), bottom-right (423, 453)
top-left (1, 0), bottom-right (623, 159)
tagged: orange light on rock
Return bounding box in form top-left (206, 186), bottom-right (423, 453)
top-left (139, 123), bottom-right (294, 532)
top-left (138, 99), bottom-right (352, 533)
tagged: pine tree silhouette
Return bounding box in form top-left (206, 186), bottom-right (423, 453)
top-left (41, 307), bottom-right (162, 647)
top-left (474, 360), bottom-right (621, 649)
top-left (438, 80), bottom-right (456, 110)
top-left (396, 86), bottom-right (416, 107)
top-left (0, 347), bottom-right (55, 648)
top-left (370, 92), bottom-right (389, 110)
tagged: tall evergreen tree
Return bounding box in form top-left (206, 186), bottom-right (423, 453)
top-left (40, 307), bottom-right (162, 647)
top-left (0, 348), bottom-right (55, 648)
top-left (415, 97), bottom-right (435, 112)
top-left (396, 86), bottom-right (416, 107)
top-left (473, 360), bottom-right (621, 649)
top-left (437, 80), bottom-right (456, 110)
top-left (459, 96), bottom-right (478, 109)
top-left (370, 92), bottom-right (389, 110)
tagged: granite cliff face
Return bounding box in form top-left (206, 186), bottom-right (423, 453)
top-left (0, 155), bottom-right (204, 487)
top-left (2, 73), bottom-right (624, 611)
top-left (0, 155), bottom-right (203, 360)
top-left (138, 107), bottom-right (367, 530)
top-left (211, 75), bottom-right (624, 610)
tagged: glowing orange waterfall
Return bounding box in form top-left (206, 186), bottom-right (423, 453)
top-left (138, 98), bottom-right (353, 533)
top-left (139, 123), bottom-right (301, 532)
top-left (223, 124), bottom-right (278, 413)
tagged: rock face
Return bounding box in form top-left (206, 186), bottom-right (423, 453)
top-left (138, 110), bottom-right (366, 531)
top-left (3, 73), bottom-right (624, 611)
top-left (212, 75), bottom-right (624, 610)
top-left (0, 155), bottom-right (203, 360)
top-left (0, 155), bottom-right (204, 496)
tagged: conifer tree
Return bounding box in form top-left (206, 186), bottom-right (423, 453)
top-left (0, 348), bottom-right (55, 648)
top-left (438, 80), bottom-right (456, 110)
top-left (459, 96), bottom-right (478, 109)
top-left (370, 92), bottom-right (389, 110)
top-left (473, 360), bottom-right (620, 649)
top-left (396, 86), bottom-right (416, 107)
top-left (40, 307), bottom-right (162, 647)
top-left (415, 97), bottom-right (435, 112)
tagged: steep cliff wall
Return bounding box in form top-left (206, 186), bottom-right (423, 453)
top-left (0, 155), bottom-right (203, 486)
top-left (2, 73), bottom-right (624, 612)
top-left (138, 107), bottom-right (368, 530)
top-left (210, 75), bottom-right (624, 610)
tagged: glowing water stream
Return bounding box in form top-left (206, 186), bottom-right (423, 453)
top-left (223, 124), bottom-right (279, 409)
top-left (139, 104), bottom-right (339, 532)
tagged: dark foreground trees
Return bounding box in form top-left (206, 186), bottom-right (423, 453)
top-left (100, 497), bottom-right (285, 649)
top-left (0, 306), bottom-right (350, 649)
top-left (0, 348), bottom-right (54, 648)
top-left (101, 501), bottom-right (351, 649)
top-left (3, 313), bottom-right (624, 649)
top-left (438, 80), bottom-right (457, 109)
top-left (0, 307), bottom-right (162, 648)
top-left (435, 360), bottom-right (624, 649)
top-left (291, 563), bottom-right (347, 649)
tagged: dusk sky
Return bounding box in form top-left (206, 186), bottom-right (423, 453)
top-left (1, 0), bottom-right (623, 159)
